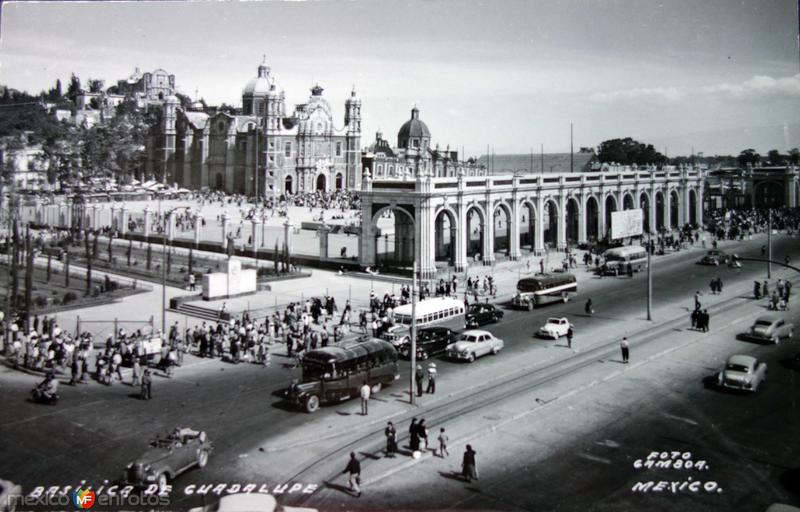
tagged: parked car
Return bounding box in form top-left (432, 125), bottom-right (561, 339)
top-left (189, 493), bottom-right (318, 512)
top-left (744, 314), bottom-right (794, 344)
top-left (124, 428), bottom-right (213, 492)
top-left (699, 249), bottom-right (726, 265)
top-left (716, 355), bottom-right (767, 392)
top-left (446, 329), bottom-right (504, 362)
top-left (537, 317), bottom-right (572, 339)
top-left (466, 303), bottom-right (504, 327)
top-left (397, 326), bottom-right (459, 360)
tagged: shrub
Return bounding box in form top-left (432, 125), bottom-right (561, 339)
top-left (63, 291), bottom-right (78, 304)
top-left (34, 295), bottom-right (48, 308)
top-left (178, 267), bottom-right (186, 274)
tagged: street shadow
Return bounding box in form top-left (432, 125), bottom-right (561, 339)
top-left (358, 451), bottom-right (381, 460)
top-left (779, 468), bottom-right (800, 496)
top-left (336, 411), bottom-right (352, 416)
top-left (127, 393), bottom-right (144, 400)
top-left (322, 481), bottom-right (355, 496)
top-left (439, 470), bottom-right (467, 482)
top-left (779, 356), bottom-right (800, 371)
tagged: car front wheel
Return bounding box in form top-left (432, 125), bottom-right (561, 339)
top-left (157, 473), bottom-right (169, 494)
top-left (468, 353), bottom-right (476, 363)
top-left (197, 450), bottom-right (209, 468)
top-left (305, 394), bottom-right (320, 413)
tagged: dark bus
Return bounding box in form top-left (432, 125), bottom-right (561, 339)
top-left (285, 339), bottom-right (399, 413)
top-left (511, 273), bottom-right (578, 310)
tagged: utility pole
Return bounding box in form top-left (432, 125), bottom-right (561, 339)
top-left (570, 123), bottom-right (574, 173)
top-left (540, 144), bottom-right (544, 175)
top-left (767, 209), bottom-right (772, 279)
top-left (647, 231), bottom-right (652, 321)
top-left (410, 261), bottom-right (417, 405)
top-left (254, 118), bottom-right (259, 201)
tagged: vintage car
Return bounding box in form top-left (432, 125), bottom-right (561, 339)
top-left (124, 428), bottom-right (213, 492)
top-left (397, 326), bottom-right (459, 360)
top-left (699, 249), bottom-right (727, 265)
top-left (466, 303), bottom-right (504, 327)
top-left (744, 314), bottom-right (794, 344)
top-left (716, 355), bottom-right (767, 392)
top-left (537, 317), bottom-right (572, 339)
top-left (380, 324), bottom-right (408, 347)
top-left (0, 479), bottom-right (22, 512)
top-left (189, 493), bottom-right (318, 512)
top-left (446, 329), bottom-right (504, 362)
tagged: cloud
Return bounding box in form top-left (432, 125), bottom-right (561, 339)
top-left (589, 86), bottom-right (686, 105)
top-left (701, 74), bottom-right (800, 99)
top-left (590, 74), bottom-right (800, 106)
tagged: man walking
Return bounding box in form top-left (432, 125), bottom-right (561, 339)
top-left (415, 365), bottom-right (425, 397)
top-left (384, 421), bottom-right (397, 458)
top-left (342, 452), bottom-right (361, 497)
top-left (426, 363), bottom-right (437, 394)
top-left (620, 337), bottom-right (629, 364)
top-left (462, 445), bottom-right (478, 482)
top-left (360, 381), bottom-right (370, 415)
top-left (140, 369), bottom-right (152, 400)
top-left (437, 427), bottom-right (450, 458)
top-left (566, 325), bottom-right (574, 351)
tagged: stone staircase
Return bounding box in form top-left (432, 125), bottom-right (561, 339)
top-left (172, 302), bottom-right (225, 322)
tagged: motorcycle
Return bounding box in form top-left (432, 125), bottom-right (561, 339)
top-left (31, 386), bottom-right (59, 405)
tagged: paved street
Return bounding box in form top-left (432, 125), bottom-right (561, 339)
top-left (1, 232), bottom-right (798, 511)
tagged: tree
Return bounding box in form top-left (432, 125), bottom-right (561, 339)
top-left (788, 148), bottom-right (799, 165)
top-left (87, 79), bottom-right (104, 93)
top-left (274, 239), bottom-right (279, 274)
top-left (24, 229), bottom-right (33, 331)
top-left (66, 73), bottom-right (81, 103)
top-left (736, 149), bottom-right (760, 167)
top-left (597, 138), bottom-right (666, 166)
top-left (766, 149), bottom-right (785, 165)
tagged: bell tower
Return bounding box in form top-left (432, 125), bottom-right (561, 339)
top-left (345, 87), bottom-right (362, 188)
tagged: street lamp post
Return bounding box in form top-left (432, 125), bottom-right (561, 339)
top-left (160, 202), bottom-right (191, 335)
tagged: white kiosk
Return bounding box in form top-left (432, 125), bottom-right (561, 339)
top-left (202, 258), bottom-right (257, 300)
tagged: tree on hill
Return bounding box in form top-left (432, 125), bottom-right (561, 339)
top-left (597, 138), bottom-right (666, 166)
top-left (789, 148), bottom-right (799, 165)
top-left (66, 73), bottom-right (81, 103)
top-left (736, 149), bottom-right (760, 167)
top-left (766, 149), bottom-right (785, 165)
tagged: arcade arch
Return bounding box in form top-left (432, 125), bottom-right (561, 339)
top-left (604, 195), bottom-right (617, 238)
top-left (466, 206), bottom-right (484, 259)
top-left (543, 199), bottom-right (558, 247)
top-left (670, 190), bottom-right (680, 227)
top-left (565, 197), bottom-right (580, 243)
top-left (493, 203), bottom-right (511, 257)
top-left (689, 189), bottom-right (698, 225)
top-left (519, 201), bottom-right (536, 252)
top-left (655, 191), bottom-right (665, 230)
top-left (434, 209), bottom-right (456, 264)
top-left (316, 174), bottom-right (326, 192)
top-left (586, 196), bottom-right (600, 241)
top-left (640, 192), bottom-right (651, 233)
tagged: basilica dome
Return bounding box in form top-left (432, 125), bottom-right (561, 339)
top-left (243, 63), bottom-right (271, 97)
top-left (397, 107), bottom-right (431, 149)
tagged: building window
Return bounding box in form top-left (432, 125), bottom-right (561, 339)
top-left (284, 142), bottom-right (292, 157)
top-left (336, 141), bottom-right (342, 157)
top-left (377, 165), bottom-right (383, 177)
top-left (412, 139), bottom-right (420, 148)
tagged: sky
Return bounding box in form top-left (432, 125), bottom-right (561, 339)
top-left (1, 0), bottom-right (799, 157)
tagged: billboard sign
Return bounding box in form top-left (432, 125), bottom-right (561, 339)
top-left (611, 209), bottom-right (644, 240)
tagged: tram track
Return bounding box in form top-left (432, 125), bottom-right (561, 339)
top-left (279, 276), bottom-right (776, 501)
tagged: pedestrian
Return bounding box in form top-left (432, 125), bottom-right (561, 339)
top-left (626, 262), bottom-right (634, 277)
top-left (342, 452), bottom-right (361, 497)
top-left (132, 356), bottom-right (142, 386)
top-left (716, 277), bottom-right (723, 294)
top-left (539, 259), bottom-right (544, 274)
top-left (585, 298), bottom-right (593, 316)
top-left (437, 428), bottom-right (450, 458)
top-left (462, 445), bottom-right (478, 482)
top-left (189, 273), bottom-right (196, 291)
top-left (709, 279), bottom-right (717, 295)
top-left (763, 280), bottom-right (769, 296)
top-left (620, 337), bottom-right (629, 364)
top-left (360, 381), bottom-right (370, 415)
top-left (754, 281), bottom-right (761, 299)
top-left (418, 418), bottom-right (429, 451)
top-left (690, 307), bottom-right (699, 330)
top-left (566, 325), bottom-right (573, 350)
top-left (426, 363), bottom-right (437, 394)
top-left (415, 364), bottom-right (425, 397)
top-left (701, 309), bottom-right (710, 332)
top-left (409, 418), bottom-right (420, 452)
top-left (384, 421), bottom-right (397, 458)
top-left (140, 369), bottom-right (152, 400)
top-left (694, 291), bottom-right (701, 310)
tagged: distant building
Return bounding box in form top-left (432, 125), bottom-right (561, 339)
top-left (0, 133), bottom-right (48, 191)
top-left (361, 107), bottom-right (486, 180)
top-left (705, 164), bottom-right (799, 209)
top-left (110, 67), bottom-right (176, 105)
top-left (159, 59), bottom-right (362, 196)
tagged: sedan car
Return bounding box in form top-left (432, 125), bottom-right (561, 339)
top-left (744, 314), bottom-right (794, 344)
top-left (699, 249), bottom-right (726, 265)
top-left (537, 317), bottom-right (572, 339)
top-left (124, 428), bottom-right (213, 492)
top-left (466, 303), bottom-right (504, 327)
top-left (397, 326), bottom-right (458, 360)
top-left (716, 355), bottom-right (767, 392)
top-left (446, 329), bottom-right (504, 362)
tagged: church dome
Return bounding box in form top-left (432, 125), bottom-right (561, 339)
top-left (397, 107), bottom-right (430, 148)
top-left (243, 62), bottom-right (271, 97)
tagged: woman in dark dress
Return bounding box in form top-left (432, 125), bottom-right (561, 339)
top-left (409, 418), bottom-right (420, 451)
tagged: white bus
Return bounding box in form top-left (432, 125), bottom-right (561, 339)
top-left (381, 297), bottom-right (466, 346)
top-left (601, 246), bottom-right (648, 275)
top-left (511, 273), bottom-right (578, 310)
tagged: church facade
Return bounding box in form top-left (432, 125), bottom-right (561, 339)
top-left (161, 60), bottom-right (362, 196)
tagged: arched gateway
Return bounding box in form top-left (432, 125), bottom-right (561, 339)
top-left (360, 166), bottom-right (705, 279)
